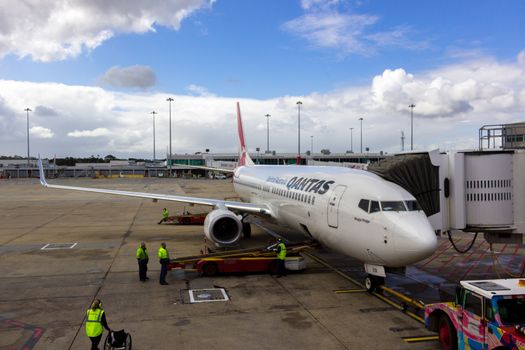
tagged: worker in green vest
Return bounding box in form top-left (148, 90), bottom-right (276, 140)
top-left (276, 239), bottom-right (287, 278)
top-left (85, 299), bottom-right (110, 350)
top-left (158, 242), bottom-right (170, 285)
top-left (136, 242), bottom-right (149, 282)
top-left (158, 207), bottom-right (169, 224)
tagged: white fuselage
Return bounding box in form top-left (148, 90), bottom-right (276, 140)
top-left (233, 165), bottom-right (437, 267)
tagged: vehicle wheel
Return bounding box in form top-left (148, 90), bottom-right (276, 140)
top-left (438, 315), bottom-right (457, 350)
top-left (126, 333), bottom-right (132, 350)
top-left (201, 262), bottom-right (218, 276)
top-left (242, 222), bottom-right (252, 238)
top-left (103, 333), bottom-right (110, 350)
top-left (268, 260), bottom-right (279, 275)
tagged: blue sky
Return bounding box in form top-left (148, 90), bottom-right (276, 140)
top-left (1, 0), bottom-right (525, 158)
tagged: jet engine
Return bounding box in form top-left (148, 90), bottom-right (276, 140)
top-left (203, 209), bottom-right (243, 245)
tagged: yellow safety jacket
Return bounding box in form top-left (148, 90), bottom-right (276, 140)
top-left (158, 247), bottom-right (169, 260)
top-left (162, 208), bottom-right (169, 219)
top-left (85, 308), bottom-right (104, 337)
top-left (277, 243), bottom-right (286, 260)
top-left (136, 246), bottom-right (148, 260)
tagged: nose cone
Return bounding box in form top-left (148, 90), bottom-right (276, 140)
top-left (392, 214), bottom-right (438, 266)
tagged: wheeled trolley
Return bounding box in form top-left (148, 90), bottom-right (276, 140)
top-left (104, 330), bottom-right (132, 350)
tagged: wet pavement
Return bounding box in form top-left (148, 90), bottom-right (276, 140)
top-left (3, 177), bottom-right (521, 349)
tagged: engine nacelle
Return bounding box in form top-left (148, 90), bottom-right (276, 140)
top-left (203, 209), bottom-right (243, 245)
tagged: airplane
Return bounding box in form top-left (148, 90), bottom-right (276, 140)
top-left (38, 102), bottom-right (437, 291)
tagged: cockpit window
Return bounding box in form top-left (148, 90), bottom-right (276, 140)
top-left (381, 201), bottom-right (407, 212)
top-left (358, 199), bottom-right (369, 212)
top-left (405, 200), bottom-right (422, 211)
top-left (370, 201), bottom-right (381, 213)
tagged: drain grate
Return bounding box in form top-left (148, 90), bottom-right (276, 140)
top-left (188, 288), bottom-right (229, 303)
top-left (41, 243), bottom-right (77, 250)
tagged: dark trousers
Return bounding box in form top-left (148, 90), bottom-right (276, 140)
top-left (277, 259), bottom-right (286, 276)
top-left (159, 263), bottom-right (168, 283)
top-left (138, 259), bottom-right (148, 281)
top-left (89, 334), bottom-right (102, 350)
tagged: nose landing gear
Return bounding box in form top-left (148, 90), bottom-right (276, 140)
top-left (364, 275), bottom-right (385, 293)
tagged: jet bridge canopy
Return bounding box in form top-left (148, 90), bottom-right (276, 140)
top-left (368, 153), bottom-right (440, 217)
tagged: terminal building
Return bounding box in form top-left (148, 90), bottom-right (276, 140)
top-left (0, 152), bottom-right (386, 179)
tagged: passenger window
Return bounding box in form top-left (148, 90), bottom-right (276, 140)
top-left (312, 196), bottom-right (315, 205)
top-left (370, 201), bottom-right (380, 213)
top-left (358, 199), bottom-right (370, 212)
top-left (463, 291), bottom-right (482, 316)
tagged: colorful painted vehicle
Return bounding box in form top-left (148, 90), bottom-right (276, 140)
top-left (425, 279), bottom-right (525, 350)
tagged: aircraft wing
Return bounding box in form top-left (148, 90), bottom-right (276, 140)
top-left (38, 159), bottom-right (271, 216)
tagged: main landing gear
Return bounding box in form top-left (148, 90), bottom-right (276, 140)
top-left (241, 214), bottom-right (251, 239)
top-left (242, 222), bottom-right (251, 238)
top-left (364, 274), bottom-right (385, 293)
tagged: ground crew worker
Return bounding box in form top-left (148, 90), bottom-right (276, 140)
top-left (276, 239), bottom-right (287, 278)
top-left (158, 242), bottom-right (170, 285)
top-left (136, 242), bottom-right (149, 282)
top-left (85, 299), bottom-right (110, 350)
top-left (158, 207), bottom-right (169, 224)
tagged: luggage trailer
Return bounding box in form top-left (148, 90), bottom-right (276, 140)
top-left (167, 243), bottom-right (313, 276)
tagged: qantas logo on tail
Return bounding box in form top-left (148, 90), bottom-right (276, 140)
top-left (236, 102), bottom-right (254, 167)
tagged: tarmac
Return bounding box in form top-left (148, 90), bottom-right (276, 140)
top-left (0, 177), bottom-right (466, 349)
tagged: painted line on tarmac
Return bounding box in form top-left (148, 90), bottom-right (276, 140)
top-left (402, 335), bottom-right (439, 343)
top-left (253, 222), bottom-right (427, 324)
top-left (67, 199), bottom-right (145, 350)
top-left (334, 289), bottom-right (367, 293)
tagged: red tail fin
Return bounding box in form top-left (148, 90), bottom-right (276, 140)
top-left (237, 102), bottom-right (254, 167)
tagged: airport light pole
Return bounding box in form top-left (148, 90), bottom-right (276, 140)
top-left (24, 108), bottom-right (32, 166)
top-left (358, 117), bottom-right (363, 153)
top-left (265, 114), bottom-right (271, 153)
top-left (166, 97), bottom-right (174, 175)
top-left (408, 103), bottom-right (415, 150)
top-left (350, 127), bottom-right (354, 153)
top-left (150, 111), bottom-right (157, 163)
top-left (310, 135), bottom-right (314, 154)
top-left (296, 101), bottom-right (302, 165)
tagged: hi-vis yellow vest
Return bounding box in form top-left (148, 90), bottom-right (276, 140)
top-left (86, 308), bottom-right (104, 337)
top-left (277, 243), bottom-right (286, 260)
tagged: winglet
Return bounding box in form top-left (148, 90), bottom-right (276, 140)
top-left (38, 156), bottom-right (48, 187)
top-left (236, 102), bottom-right (254, 167)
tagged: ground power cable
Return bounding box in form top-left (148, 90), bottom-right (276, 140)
top-left (447, 230), bottom-right (478, 254)
top-left (67, 199), bottom-right (144, 350)
top-left (489, 243), bottom-right (525, 278)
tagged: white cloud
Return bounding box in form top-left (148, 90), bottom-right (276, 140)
top-left (30, 126), bottom-right (54, 138)
top-left (100, 65), bottom-right (157, 89)
top-left (186, 84), bottom-right (215, 97)
top-left (0, 0), bottom-right (214, 62)
top-left (1, 52), bottom-right (524, 158)
top-left (283, 1), bottom-right (425, 55)
top-left (68, 128), bottom-right (112, 137)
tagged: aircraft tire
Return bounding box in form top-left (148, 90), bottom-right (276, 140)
top-left (364, 275), bottom-right (384, 293)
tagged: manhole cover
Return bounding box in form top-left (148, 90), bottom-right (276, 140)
top-left (188, 288), bottom-right (229, 303)
top-left (41, 243), bottom-right (77, 250)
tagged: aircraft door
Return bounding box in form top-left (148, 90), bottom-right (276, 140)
top-left (327, 185), bottom-right (347, 228)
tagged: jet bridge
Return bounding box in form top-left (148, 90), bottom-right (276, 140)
top-left (369, 149), bottom-right (525, 244)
